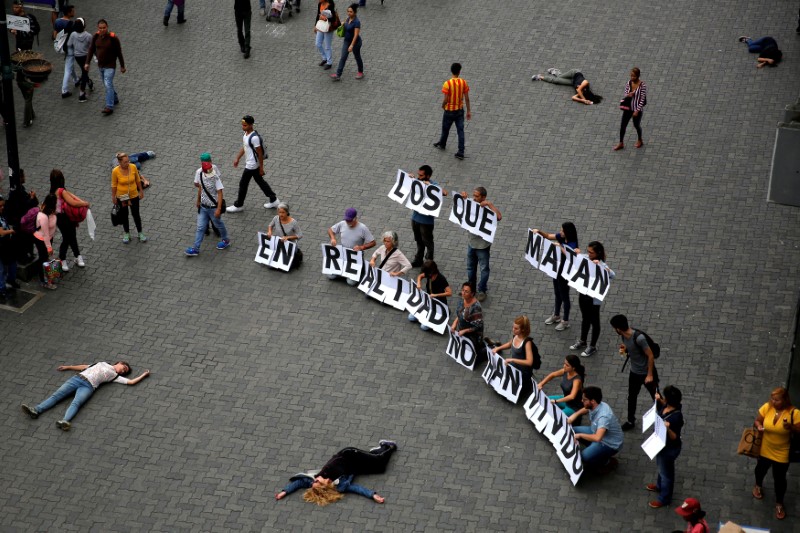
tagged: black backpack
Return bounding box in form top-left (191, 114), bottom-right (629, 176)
top-left (525, 337), bottom-right (541, 370)
top-left (620, 329), bottom-right (660, 372)
top-left (248, 130), bottom-right (269, 160)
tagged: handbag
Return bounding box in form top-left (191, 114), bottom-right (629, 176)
top-left (789, 409), bottom-right (800, 463)
top-left (64, 203), bottom-right (88, 223)
top-left (199, 171), bottom-right (226, 214)
top-left (110, 203), bottom-right (124, 227)
top-left (619, 96), bottom-right (632, 111)
top-left (737, 425), bottom-right (762, 458)
top-left (315, 19), bottom-right (330, 32)
top-left (331, 11), bottom-right (341, 31)
top-left (336, 23), bottom-right (345, 38)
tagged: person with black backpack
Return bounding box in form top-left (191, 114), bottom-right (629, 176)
top-left (610, 314), bottom-right (659, 431)
top-left (227, 115), bottom-right (280, 213)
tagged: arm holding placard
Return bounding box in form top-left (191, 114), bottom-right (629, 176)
top-left (568, 407), bottom-right (588, 425)
top-left (481, 199), bottom-right (502, 221)
top-left (538, 367), bottom-right (565, 389)
top-left (327, 225), bottom-right (338, 246)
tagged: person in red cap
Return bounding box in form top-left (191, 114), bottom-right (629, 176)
top-left (673, 498), bottom-right (708, 533)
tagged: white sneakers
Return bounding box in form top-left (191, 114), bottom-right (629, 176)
top-left (76, 255), bottom-right (85, 267)
top-left (264, 199), bottom-right (281, 209)
top-left (226, 205), bottom-right (245, 213)
top-left (62, 257), bottom-right (87, 271)
top-left (61, 260), bottom-right (70, 272)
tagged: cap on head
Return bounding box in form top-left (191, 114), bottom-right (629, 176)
top-left (344, 208), bottom-right (358, 221)
top-left (200, 152), bottom-right (212, 162)
top-left (242, 115), bottom-right (255, 125)
top-left (674, 498), bottom-right (701, 517)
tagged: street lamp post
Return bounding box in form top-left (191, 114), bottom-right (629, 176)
top-left (0, 0), bottom-right (22, 191)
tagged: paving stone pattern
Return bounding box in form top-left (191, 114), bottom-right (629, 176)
top-left (1, 1), bottom-right (799, 531)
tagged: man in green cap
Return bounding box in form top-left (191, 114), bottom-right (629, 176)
top-left (186, 153), bottom-right (231, 256)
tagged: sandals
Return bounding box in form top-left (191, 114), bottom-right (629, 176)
top-left (776, 504), bottom-right (785, 520)
top-left (752, 485), bottom-right (763, 499)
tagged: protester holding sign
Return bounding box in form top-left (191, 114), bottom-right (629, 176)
top-left (409, 165), bottom-right (447, 267)
top-left (610, 314), bottom-right (658, 432)
top-left (408, 260), bottom-right (451, 331)
top-left (532, 223), bottom-right (579, 331)
top-left (275, 440), bottom-right (398, 505)
top-left (451, 281), bottom-right (485, 364)
top-left (752, 387), bottom-right (800, 520)
top-left (568, 386), bottom-right (624, 473)
top-left (537, 354), bottom-right (585, 417)
top-left (327, 208), bottom-right (376, 284)
top-left (570, 241), bottom-right (614, 357)
top-left (10, 1), bottom-right (40, 51)
top-left (490, 315), bottom-right (540, 399)
top-left (369, 231), bottom-right (411, 277)
top-left (459, 187), bottom-right (501, 302)
top-left (267, 203), bottom-right (303, 269)
top-left (646, 385), bottom-right (684, 509)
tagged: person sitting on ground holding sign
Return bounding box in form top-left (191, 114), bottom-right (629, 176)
top-left (408, 260), bottom-right (451, 331)
top-left (327, 207), bottom-right (376, 285)
top-left (275, 440), bottom-right (398, 506)
top-left (568, 386), bottom-right (624, 473)
top-left (451, 281), bottom-right (485, 364)
top-left (267, 202), bottom-right (303, 269)
top-left (369, 231), bottom-right (411, 277)
top-left (489, 315), bottom-right (540, 398)
top-left (537, 354), bottom-right (585, 417)
top-left (532, 223), bottom-right (579, 332)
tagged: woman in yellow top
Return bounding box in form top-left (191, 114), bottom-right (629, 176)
top-left (753, 387), bottom-right (800, 520)
top-left (111, 152), bottom-right (147, 243)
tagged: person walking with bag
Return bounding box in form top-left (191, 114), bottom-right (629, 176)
top-left (50, 169), bottom-right (89, 270)
top-left (752, 387), bottom-right (800, 520)
top-left (111, 152), bottom-right (147, 244)
top-left (227, 115), bottom-right (280, 213)
top-left (613, 67), bottom-right (647, 151)
top-left (186, 153), bottom-right (231, 256)
top-left (330, 4), bottom-right (364, 81)
top-left (34, 195), bottom-right (58, 290)
top-left (314, 1), bottom-right (336, 70)
top-left (67, 18), bottom-right (95, 103)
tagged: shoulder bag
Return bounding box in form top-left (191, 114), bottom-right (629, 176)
top-left (737, 424), bottom-right (762, 458)
top-left (199, 172), bottom-right (227, 214)
top-left (789, 409), bottom-right (800, 463)
top-left (279, 219), bottom-right (303, 268)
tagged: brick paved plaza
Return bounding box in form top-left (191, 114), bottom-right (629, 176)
top-left (2, 0), bottom-right (800, 531)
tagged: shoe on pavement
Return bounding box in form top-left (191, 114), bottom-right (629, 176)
top-left (648, 501), bottom-right (667, 509)
top-left (411, 259), bottom-right (423, 268)
top-left (555, 320), bottom-right (570, 331)
top-left (138, 232), bottom-right (148, 243)
top-left (101, 107), bottom-right (113, 115)
top-left (61, 92), bottom-right (72, 98)
top-left (323, 64), bottom-right (332, 70)
top-left (330, 73), bottom-right (341, 81)
top-left (645, 483), bottom-right (658, 492)
top-left (379, 439), bottom-right (398, 449)
top-left (570, 340), bottom-right (587, 350)
top-left (260, 7), bottom-right (267, 15)
top-left (531, 74), bottom-right (543, 81)
top-left (454, 153), bottom-right (465, 160)
top-left (476, 291), bottom-right (487, 302)
top-left (319, 60), bottom-right (327, 66)
top-left (264, 199), bottom-right (281, 209)
top-left (146, 151), bottom-right (156, 158)
top-left (163, 16), bottom-right (169, 26)
top-left (621, 420), bottom-right (636, 431)
top-left (56, 420), bottom-right (71, 431)
top-left (216, 239), bottom-right (231, 250)
top-left (21, 404), bottom-right (39, 419)
top-left (60, 260), bottom-right (70, 272)
top-left (122, 233), bottom-right (131, 244)
top-left (226, 205), bottom-right (245, 213)
top-left (433, 142), bottom-right (445, 150)
top-left (581, 346), bottom-right (597, 357)
top-left (544, 314), bottom-right (561, 325)
top-left (355, 72), bottom-right (364, 79)
top-left (78, 94), bottom-right (87, 102)
top-left (185, 247), bottom-right (200, 257)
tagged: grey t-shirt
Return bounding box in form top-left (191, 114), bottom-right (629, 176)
top-left (269, 216), bottom-right (303, 249)
top-left (67, 31), bottom-right (93, 57)
top-left (330, 221), bottom-right (374, 249)
top-left (622, 331), bottom-right (651, 375)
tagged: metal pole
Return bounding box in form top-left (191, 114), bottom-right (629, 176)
top-left (0, 0), bottom-right (21, 191)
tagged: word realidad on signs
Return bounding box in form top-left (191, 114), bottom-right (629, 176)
top-left (388, 169), bottom-right (444, 218)
top-left (524, 380), bottom-right (584, 485)
top-left (255, 233), bottom-right (297, 272)
top-left (482, 348), bottom-right (525, 404)
top-left (524, 230), bottom-right (612, 301)
top-left (449, 194), bottom-right (498, 244)
top-left (445, 329), bottom-right (478, 370)
top-left (321, 244), bottom-right (450, 334)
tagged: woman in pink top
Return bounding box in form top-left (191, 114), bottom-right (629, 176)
top-left (33, 194), bottom-right (58, 290)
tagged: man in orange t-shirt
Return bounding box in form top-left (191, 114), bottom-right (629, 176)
top-left (433, 63), bottom-right (472, 160)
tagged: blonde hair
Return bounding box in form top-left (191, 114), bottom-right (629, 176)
top-left (514, 315), bottom-right (531, 338)
top-left (116, 152), bottom-right (128, 161)
top-left (771, 387), bottom-right (791, 406)
top-left (303, 483), bottom-right (343, 506)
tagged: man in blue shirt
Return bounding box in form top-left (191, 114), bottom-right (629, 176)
top-left (568, 386), bottom-right (624, 472)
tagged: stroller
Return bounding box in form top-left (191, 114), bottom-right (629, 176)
top-left (266, 0), bottom-right (294, 23)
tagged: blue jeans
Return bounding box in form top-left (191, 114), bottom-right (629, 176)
top-left (128, 151), bottom-right (153, 170)
top-left (574, 426), bottom-right (618, 469)
top-left (315, 30), bottom-right (333, 64)
top-left (746, 37), bottom-right (777, 53)
top-left (194, 207), bottom-right (229, 249)
top-left (61, 54), bottom-right (79, 94)
top-left (438, 109), bottom-right (465, 155)
top-left (466, 244), bottom-right (491, 293)
top-left (336, 39), bottom-right (363, 76)
top-left (259, 0), bottom-right (266, 7)
top-left (164, 0), bottom-right (186, 19)
top-left (655, 445), bottom-right (681, 504)
top-left (0, 260), bottom-right (17, 295)
top-left (35, 375), bottom-right (95, 422)
top-left (407, 313), bottom-right (431, 331)
top-left (99, 67), bottom-right (118, 109)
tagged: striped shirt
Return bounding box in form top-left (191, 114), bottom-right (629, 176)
top-left (442, 77), bottom-right (469, 111)
top-left (624, 80), bottom-right (648, 113)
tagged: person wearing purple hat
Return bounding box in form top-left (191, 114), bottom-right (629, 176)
top-left (228, 115), bottom-right (280, 213)
top-left (327, 208), bottom-right (376, 285)
top-left (673, 498), bottom-right (708, 533)
top-left (186, 153), bottom-right (231, 256)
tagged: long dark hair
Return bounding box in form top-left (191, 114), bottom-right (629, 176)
top-left (583, 86), bottom-right (603, 104)
top-left (565, 354), bottom-right (585, 381)
top-left (49, 169), bottom-right (66, 194)
top-left (588, 241), bottom-right (606, 262)
top-left (42, 194), bottom-right (57, 215)
top-left (561, 222), bottom-right (578, 243)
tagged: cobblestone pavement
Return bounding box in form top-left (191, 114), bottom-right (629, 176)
top-left (2, 1), bottom-right (799, 531)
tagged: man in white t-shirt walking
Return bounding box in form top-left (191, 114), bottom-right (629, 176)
top-left (227, 115), bottom-right (280, 213)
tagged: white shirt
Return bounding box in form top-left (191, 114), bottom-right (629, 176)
top-left (79, 362), bottom-right (130, 389)
top-left (243, 131), bottom-right (262, 170)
